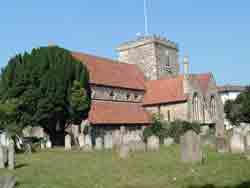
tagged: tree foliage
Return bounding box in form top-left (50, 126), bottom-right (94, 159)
top-left (224, 86), bottom-right (250, 125)
top-left (143, 114), bottom-right (201, 143)
top-left (0, 46), bottom-right (91, 135)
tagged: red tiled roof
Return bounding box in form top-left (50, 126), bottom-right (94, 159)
top-left (143, 73), bottom-right (213, 106)
top-left (88, 100), bottom-right (151, 125)
top-left (71, 52), bottom-right (145, 90)
top-left (143, 76), bottom-right (188, 106)
top-left (192, 73), bottom-right (212, 94)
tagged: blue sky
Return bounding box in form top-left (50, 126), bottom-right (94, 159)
top-left (1, 1), bottom-right (250, 86)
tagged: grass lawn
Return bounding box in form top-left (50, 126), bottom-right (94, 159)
top-left (0, 145), bottom-right (250, 188)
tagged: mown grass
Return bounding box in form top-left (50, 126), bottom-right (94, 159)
top-left (0, 145), bottom-right (250, 188)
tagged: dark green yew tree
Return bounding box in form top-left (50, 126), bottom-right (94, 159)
top-left (0, 46), bottom-right (91, 137)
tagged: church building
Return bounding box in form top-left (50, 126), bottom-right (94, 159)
top-left (71, 35), bottom-right (224, 136)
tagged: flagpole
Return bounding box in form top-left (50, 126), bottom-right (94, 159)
top-left (144, 0), bottom-right (149, 35)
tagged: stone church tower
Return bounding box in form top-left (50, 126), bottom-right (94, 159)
top-left (116, 35), bottom-right (179, 80)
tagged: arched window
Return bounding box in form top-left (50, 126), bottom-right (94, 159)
top-left (210, 96), bottom-right (216, 118)
top-left (193, 93), bottom-right (200, 121)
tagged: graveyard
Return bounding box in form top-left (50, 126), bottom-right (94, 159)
top-left (0, 145), bottom-right (250, 188)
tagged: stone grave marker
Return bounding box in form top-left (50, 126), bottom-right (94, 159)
top-left (84, 134), bottom-right (92, 152)
top-left (180, 130), bottom-right (202, 163)
top-left (8, 139), bottom-right (15, 170)
top-left (65, 134), bottom-right (71, 150)
top-left (147, 136), bottom-right (160, 151)
top-left (216, 136), bottom-right (229, 153)
top-left (230, 132), bottom-right (245, 154)
top-left (104, 133), bottom-right (113, 149)
top-left (0, 176), bottom-right (16, 188)
top-left (78, 133), bottom-right (85, 149)
top-left (46, 139), bottom-right (52, 149)
top-left (0, 146), bottom-right (5, 168)
top-left (95, 137), bottom-right (103, 150)
top-left (119, 144), bottom-right (130, 159)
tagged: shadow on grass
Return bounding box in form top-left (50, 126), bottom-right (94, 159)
top-left (15, 163), bottom-right (28, 169)
top-left (189, 181), bottom-right (250, 188)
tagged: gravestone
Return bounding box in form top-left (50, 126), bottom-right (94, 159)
top-left (147, 136), bottom-right (160, 151)
top-left (230, 133), bottom-right (245, 153)
top-left (46, 139), bottom-right (52, 149)
top-left (119, 144), bottom-right (130, 159)
top-left (129, 141), bottom-right (146, 152)
top-left (216, 136), bottom-right (229, 153)
top-left (0, 146), bottom-right (5, 168)
top-left (84, 134), bottom-right (92, 152)
top-left (78, 133), bottom-right (85, 149)
top-left (245, 132), bottom-right (250, 151)
top-left (40, 142), bottom-right (45, 149)
top-left (113, 130), bottom-right (122, 149)
top-left (22, 126), bottom-right (32, 137)
top-left (104, 133), bottom-right (113, 149)
top-left (180, 130), bottom-right (202, 163)
top-left (65, 135), bottom-right (71, 150)
top-left (95, 137), bottom-right (103, 150)
top-left (164, 137), bottom-right (174, 146)
top-left (71, 125), bottom-right (79, 144)
top-left (8, 139), bottom-right (15, 170)
top-left (31, 126), bottom-right (45, 138)
top-left (0, 176), bottom-right (16, 188)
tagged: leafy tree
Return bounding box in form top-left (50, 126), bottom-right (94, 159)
top-left (0, 46), bottom-right (91, 140)
top-left (224, 86), bottom-right (250, 125)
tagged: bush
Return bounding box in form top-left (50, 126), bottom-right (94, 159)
top-left (165, 120), bottom-right (201, 143)
top-left (143, 114), bottom-right (201, 143)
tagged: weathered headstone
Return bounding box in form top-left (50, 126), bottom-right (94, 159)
top-left (113, 130), bottom-right (122, 149)
top-left (95, 137), bottom-right (103, 150)
top-left (163, 137), bottom-right (174, 146)
top-left (180, 130), bottom-right (202, 163)
top-left (230, 133), bottom-right (245, 153)
top-left (8, 139), bottom-right (15, 170)
top-left (65, 134), bottom-right (71, 150)
top-left (129, 141), bottom-right (146, 152)
top-left (104, 133), bottom-right (113, 149)
top-left (147, 136), bottom-right (160, 151)
top-left (40, 142), bottom-right (45, 149)
top-left (71, 125), bottom-right (79, 144)
top-left (119, 144), bottom-right (130, 159)
top-left (46, 139), bottom-right (52, 149)
top-left (0, 146), bottom-right (5, 168)
top-left (22, 126), bottom-right (32, 137)
top-left (0, 176), bottom-right (16, 188)
top-left (84, 134), bottom-right (92, 152)
top-left (31, 126), bottom-right (45, 138)
top-left (216, 136), bottom-right (229, 153)
top-left (245, 132), bottom-right (250, 151)
top-left (78, 133), bottom-right (85, 149)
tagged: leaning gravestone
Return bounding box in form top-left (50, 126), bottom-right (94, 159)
top-left (147, 136), bottom-right (160, 151)
top-left (104, 133), bottom-right (113, 150)
top-left (65, 135), bottom-right (71, 150)
top-left (84, 134), bottom-right (92, 152)
top-left (8, 139), bottom-right (15, 170)
top-left (0, 176), bottom-right (16, 188)
top-left (95, 137), bottom-right (103, 150)
top-left (113, 130), bottom-right (122, 149)
top-left (164, 137), bottom-right (174, 146)
top-left (71, 125), bottom-right (79, 144)
top-left (216, 136), bottom-right (229, 153)
top-left (78, 133), bottom-right (85, 149)
top-left (180, 130), bottom-right (202, 163)
top-left (230, 132), bottom-right (245, 154)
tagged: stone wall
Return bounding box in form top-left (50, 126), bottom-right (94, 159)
top-left (91, 85), bottom-right (144, 103)
top-left (160, 102), bottom-right (188, 121)
top-left (116, 36), bottom-right (179, 80)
